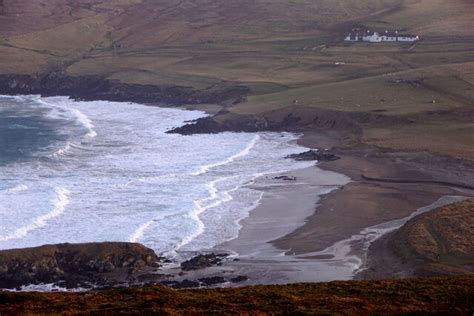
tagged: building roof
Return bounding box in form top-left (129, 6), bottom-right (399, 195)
top-left (347, 30), bottom-right (417, 38)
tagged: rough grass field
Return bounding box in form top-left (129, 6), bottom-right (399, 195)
top-left (3, 0), bottom-right (470, 160)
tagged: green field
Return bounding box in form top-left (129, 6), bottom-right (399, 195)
top-left (1, 0), bottom-right (473, 159)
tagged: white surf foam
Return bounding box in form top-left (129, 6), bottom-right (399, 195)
top-left (70, 108), bottom-right (97, 138)
top-left (129, 220), bottom-right (154, 243)
top-left (52, 141), bottom-right (81, 158)
top-left (2, 283), bottom-right (89, 293)
top-left (0, 187), bottom-right (70, 242)
top-left (37, 97), bottom-right (97, 138)
top-left (3, 184), bottom-right (28, 194)
top-left (0, 97), bottom-right (317, 260)
top-left (191, 135), bottom-right (260, 176)
top-left (175, 176), bottom-right (240, 250)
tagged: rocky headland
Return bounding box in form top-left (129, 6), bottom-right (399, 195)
top-left (0, 242), bottom-right (160, 289)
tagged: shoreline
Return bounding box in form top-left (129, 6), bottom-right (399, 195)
top-left (211, 166), bottom-right (353, 285)
top-left (188, 127), bottom-right (474, 286)
top-left (274, 130), bottom-right (474, 254)
top-left (1, 96), bottom-right (473, 289)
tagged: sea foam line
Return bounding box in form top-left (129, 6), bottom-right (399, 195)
top-left (129, 175), bottom-right (241, 248)
top-left (37, 97), bottom-right (97, 138)
top-left (52, 141), bottom-right (82, 158)
top-left (2, 184), bottom-right (28, 194)
top-left (0, 187), bottom-right (70, 242)
top-left (191, 135), bottom-right (260, 176)
top-left (175, 176), bottom-right (240, 250)
top-left (129, 220), bottom-right (154, 243)
top-left (70, 108), bottom-right (97, 138)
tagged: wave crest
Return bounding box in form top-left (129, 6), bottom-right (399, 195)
top-left (0, 187), bottom-right (70, 242)
top-left (191, 135), bottom-right (260, 176)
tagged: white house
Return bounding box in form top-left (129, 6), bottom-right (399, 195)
top-left (344, 30), bottom-right (419, 43)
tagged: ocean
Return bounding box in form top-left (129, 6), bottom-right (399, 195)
top-left (0, 95), bottom-right (313, 260)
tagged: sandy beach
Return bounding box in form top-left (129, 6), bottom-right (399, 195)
top-left (169, 129), bottom-right (474, 286)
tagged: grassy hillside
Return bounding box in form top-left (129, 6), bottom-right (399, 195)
top-left (0, 277), bottom-right (473, 314)
top-left (361, 199), bottom-right (474, 279)
top-left (390, 199), bottom-right (474, 275)
top-left (4, 0), bottom-right (470, 159)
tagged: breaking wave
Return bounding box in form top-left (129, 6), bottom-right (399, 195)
top-left (0, 187), bottom-right (70, 242)
top-left (191, 135), bottom-right (260, 176)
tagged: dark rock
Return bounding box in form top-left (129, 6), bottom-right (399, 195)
top-left (274, 176), bottom-right (297, 181)
top-left (230, 275), bottom-right (249, 283)
top-left (161, 279), bottom-right (201, 289)
top-left (137, 273), bottom-right (163, 283)
top-left (286, 149), bottom-right (340, 162)
top-left (168, 105), bottom-right (365, 136)
top-left (0, 73), bottom-right (249, 106)
top-left (180, 253), bottom-right (228, 271)
top-left (198, 276), bottom-right (227, 286)
top-left (0, 242), bottom-right (161, 289)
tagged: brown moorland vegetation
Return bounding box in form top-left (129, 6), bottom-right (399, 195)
top-left (0, 276), bottom-right (473, 314)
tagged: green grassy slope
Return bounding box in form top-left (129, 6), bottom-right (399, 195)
top-left (0, 0), bottom-right (473, 158)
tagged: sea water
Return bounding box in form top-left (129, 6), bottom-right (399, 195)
top-left (0, 95), bottom-right (314, 259)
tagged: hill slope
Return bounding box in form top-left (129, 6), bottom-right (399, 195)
top-left (360, 199), bottom-right (474, 279)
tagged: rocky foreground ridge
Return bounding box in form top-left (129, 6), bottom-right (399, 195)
top-left (1, 276), bottom-right (473, 314)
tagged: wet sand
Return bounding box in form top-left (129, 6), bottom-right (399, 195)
top-left (212, 166), bottom-right (356, 284)
top-left (197, 130), bottom-right (474, 285)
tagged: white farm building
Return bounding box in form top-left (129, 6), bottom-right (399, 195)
top-left (344, 30), bottom-right (419, 43)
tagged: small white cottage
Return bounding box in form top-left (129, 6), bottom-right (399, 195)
top-left (344, 30), bottom-right (419, 43)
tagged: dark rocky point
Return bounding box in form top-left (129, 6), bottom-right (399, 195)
top-left (0, 242), bottom-right (160, 289)
top-left (230, 275), bottom-right (249, 283)
top-left (198, 276), bottom-right (227, 286)
top-left (274, 175), bottom-right (297, 181)
top-left (180, 253), bottom-right (228, 271)
top-left (286, 149), bottom-right (340, 162)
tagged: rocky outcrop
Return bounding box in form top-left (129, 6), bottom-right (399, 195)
top-left (168, 106), bottom-right (364, 135)
top-left (0, 242), bottom-right (160, 289)
top-left (286, 149), bottom-right (340, 162)
top-left (180, 253), bottom-right (228, 271)
top-left (160, 275), bottom-right (248, 289)
top-left (0, 73), bottom-right (249, 106)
